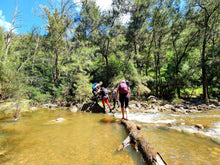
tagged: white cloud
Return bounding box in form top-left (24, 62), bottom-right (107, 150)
top-left (95, 0), bottom-right (112, 11)
top-left (0, 10), bottom-right (11, 31)
top-left (74, 0), bottom-right (130, 24)
top-left (119, 13), bottom-right (131, 25)
top-left (74, 0), bottom-right (113, 11)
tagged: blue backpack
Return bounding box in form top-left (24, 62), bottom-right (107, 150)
top-left (92, 83), bottom-right (98, 90)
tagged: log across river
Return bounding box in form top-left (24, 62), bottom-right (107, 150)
top-left (117, 119), bottom-right (167, 165)
top-left (82, 103), bottom-right (167, 164)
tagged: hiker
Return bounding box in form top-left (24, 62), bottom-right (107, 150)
top-left (116, 80), bottom-right (131, 120)
top-left (111, 87), bottom-right (120, 109)
top-left (92, 81), bottom-right (103, 104)
top-left (100, 87), bottom-right (112, 112)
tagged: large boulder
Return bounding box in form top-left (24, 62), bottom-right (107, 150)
top-left (81, 102), bottom-right (93, 111)
top-left (90, 103), bottom-right (105, 113)
top-left (81, 102), bottom-right (105, 113)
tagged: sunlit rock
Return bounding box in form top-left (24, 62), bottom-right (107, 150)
top-left (70, 106), bottom-right (78, 113)
top-left (195, 124), bottom-right (204, 130)
top-left (51, 117), bottom-right (65, 122)
top-left (30, 107), bottom-right (37, 111)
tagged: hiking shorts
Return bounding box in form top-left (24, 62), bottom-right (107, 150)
top-left (119, 93), bottom-right (129, 108)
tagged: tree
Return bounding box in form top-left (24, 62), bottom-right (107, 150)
top-left (149, 0), bottom-right (170, 97)
top-left (187, 0), bottom-right (220, 103)
top-left (42, 0), bottom-right (75, 83)
top-left (5, 0), bottom-right (21, 59)
top-left (168, 0), bottom-right (199, 98)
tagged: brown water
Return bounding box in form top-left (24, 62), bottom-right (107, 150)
top-left (1, 109), bottom-right (220, 165)
top-left (0, 110), bottom-right (143, 165)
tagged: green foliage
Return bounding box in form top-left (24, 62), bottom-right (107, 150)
top-left (74, 73), bottom-right (93, 103)
top-left (0, 0), bottom-right (219, 104)
top-left (26, 86), bottom-right (51, 104)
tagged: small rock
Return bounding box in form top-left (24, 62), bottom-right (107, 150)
top-left (151, 99), bottom-right (157, 103)
top-left (30, 107), bottom-right (37, 111)
top-left (48, 104), bottom-right (57, 109)
top-left (144, 109), bottom-right (159, 113)
top-left (65, 103), bottom-right (71, 107)
top-left (171, 107), bottom-right (177, 112)
top-left (195, 124), bottom-right (204, 130)
top-left (70, 106), bottom-right (78, 113)
top-left (209, 104), bottom-right (216, 109)
top-left (147, 95), bottom-right (157, 100)
top-left (164, 104), bottom-right (172, 109)
top-left (129, 104), bottom-right (136, 108)
top-left (135, 103), bottom-right (142, 108)
top-left (140, 103), bottom-right (148, 108)
top-left (51, 117), bottom-right (65, 122)
top-left (42, 104), bottom-right (49, 108)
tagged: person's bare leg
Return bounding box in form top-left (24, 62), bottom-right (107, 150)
top-left (121, 107), bottom-right (125, 119)
top-left (125, 108), bottom-right (129, 120)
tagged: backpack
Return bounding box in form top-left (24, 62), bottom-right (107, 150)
top-left (101, 87), bottom-right (109, 98)
top-left (92, 83), bottom-right (98, 90)
top-left (118, 81), bottom-right (129, 93)
top-left (102, 87), bottom-right (108, 95)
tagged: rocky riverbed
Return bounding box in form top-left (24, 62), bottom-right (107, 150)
top-left (127, 96), bottom-right (220, 114)
top-left (0, 96), bottom-right (219, 118)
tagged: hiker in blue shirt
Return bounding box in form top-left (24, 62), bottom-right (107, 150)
top-left (92, 81), bottom-right (103, 104)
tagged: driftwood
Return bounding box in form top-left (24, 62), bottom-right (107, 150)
top-left (117, 119), bottom-right (167, 165)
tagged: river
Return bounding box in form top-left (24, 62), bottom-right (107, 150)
top-left (0, 109), bottom-right (220, 165)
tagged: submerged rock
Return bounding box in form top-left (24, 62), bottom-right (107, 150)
top-left (51, 117), bottom-right (65, 122)
top-left (100, 117), bottom-right (119, 123)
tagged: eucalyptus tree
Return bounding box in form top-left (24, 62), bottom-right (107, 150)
top-left (74, 0), bottom-right (102, 47)
top-left (186, 0), bottom-right (220, 103)
top-left (125, 0), bottom-right (151, 75)
top-left (5, 1), bottom-right (21, 59)
top-left (0, 27), bottom-right (5, 58)
top-left (149, 0), bottom-right (171, 97)
top-left (42, 0), bottom-right (75, 84)
top-left (167, 0), bottom-right (200, 98)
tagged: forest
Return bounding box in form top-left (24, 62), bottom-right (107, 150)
top-left (0, 0), bottom-right (219, 105)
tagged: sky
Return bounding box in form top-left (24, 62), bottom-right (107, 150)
top-left (0, 0), bottom-right (116, 34)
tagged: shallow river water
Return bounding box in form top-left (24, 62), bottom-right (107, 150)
top-left (0, 109), bottom-right (220, 165)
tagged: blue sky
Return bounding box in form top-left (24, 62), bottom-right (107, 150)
top-left (0, 0), bottom-right (49, 34)
top-left (0, 0), bottom-right (125, 34)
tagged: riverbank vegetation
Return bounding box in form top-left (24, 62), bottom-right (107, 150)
top-left (0, 0), bottom-right (219, 106)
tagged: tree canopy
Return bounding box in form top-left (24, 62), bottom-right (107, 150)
top-left (0, 0), bottom-right (219, 104)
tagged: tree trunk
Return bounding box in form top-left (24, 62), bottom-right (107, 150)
top-left (201, 29), bottom-right (209, 104)
top-left (117, 119), bottom-right (167, 165)
top-left (134, 40), bottom-right (141, 74)
top-left (175, 67), bottom-right (180, 98)
top-left (53, 50), bottom-right (59, 83)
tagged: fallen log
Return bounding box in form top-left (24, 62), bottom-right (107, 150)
top-left (117, 119), bottom-right (167, 165)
